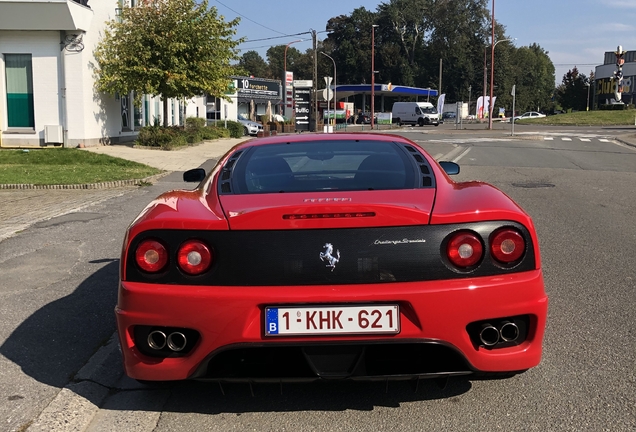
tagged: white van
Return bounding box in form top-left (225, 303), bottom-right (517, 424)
top-left (392, 102), bottom-right (440, 126)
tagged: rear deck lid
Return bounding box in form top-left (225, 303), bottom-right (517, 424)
top-left (219, 190), bottom-right (435, 230)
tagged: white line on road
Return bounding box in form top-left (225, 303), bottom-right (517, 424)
top-left (543, 137), bottom-right (554, 140)
top-left (579, 138), bottom-right (591, 142)
top-left (439, 145), bottom-right (464, 161)
top-left (561, 137), bottom-right (572, 141)
top-left (433, 153), bottom-right (444, 160)
top-left (453, 147), bottom-right (472, 163)
top-left (599, 138), bottom-right (610, 142)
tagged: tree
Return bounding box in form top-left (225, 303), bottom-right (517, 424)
top-left (94, 0), bottom-right (242, 127)
top-left (555, 67), bottom-right (590, 111)
top-left (238, 51), bottom-right (270, 78)
top-left (325, 8), bottom-right (378, 85)
top-left (509, 44), bottom-right (555, 113)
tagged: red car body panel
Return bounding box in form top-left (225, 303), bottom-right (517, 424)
top-left (116, 133), bottom-right (548, 382)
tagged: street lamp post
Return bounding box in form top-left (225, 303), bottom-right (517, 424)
top-left (284, 39), bottom-right (303, 75)
top-left (371, 24), bottom-right (379, 129)
top-left (320, 52), bottom-right (337, 132)
top-left (488, 0), bottom-right (495, 129)
top-left (468, 85), bottom-right (472, 118)
top-left (488, 34), bottom-right (516, 129)
top-left (585, 80), bottom-right (591, 111)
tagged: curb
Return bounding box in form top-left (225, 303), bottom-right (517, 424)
top-left (615, 136), bottom-right (636, 148)
top-left (0, 171), bottom-right (169, 190)
top-left (27, 333), bottom-right (123, 432)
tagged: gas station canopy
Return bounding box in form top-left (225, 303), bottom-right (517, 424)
top-left (317, 84), bottom-right (439, 101)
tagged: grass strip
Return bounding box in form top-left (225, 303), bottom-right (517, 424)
top-left (0, 148), bottom-right (162, 185)
top-left (518, 110), bottom-right (636, 126)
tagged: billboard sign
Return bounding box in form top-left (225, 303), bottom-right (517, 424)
top-left (294, 87), bottom-right (312, 132)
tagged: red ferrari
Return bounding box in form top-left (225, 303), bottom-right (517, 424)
top-left (116, 133), bottom-right (548, 382)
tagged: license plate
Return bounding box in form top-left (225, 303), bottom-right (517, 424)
top-left (264, 305), bottom-right (400, 336)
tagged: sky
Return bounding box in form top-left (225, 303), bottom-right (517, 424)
top-left (212, 0), bottom-right (636, 87)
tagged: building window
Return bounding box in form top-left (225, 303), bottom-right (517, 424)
top-left (5, 54), bottom-right (35, 128)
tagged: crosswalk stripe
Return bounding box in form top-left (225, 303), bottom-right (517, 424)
top-left (561, 137), bottom-right (572, 141)
top-left (543, 137), bottom-right (554, 140)
top-left (599, 139), bottom-right (610, 142)
top-left (579, 138), bottom-right (591, 142)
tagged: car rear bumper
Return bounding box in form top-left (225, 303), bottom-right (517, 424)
top-left (116, 270), bottom-right (548, 381)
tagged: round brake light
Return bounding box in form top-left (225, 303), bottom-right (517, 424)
top-left (490, 229), bottom-right (525, 263)
top-left (177, 240), bottom-right (212, 275)
top-left (447, 232), bottom-right (483, 268)
top-left (135, 239), bottom-right (168, 273)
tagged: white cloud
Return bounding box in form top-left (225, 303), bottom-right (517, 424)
top-left (601, 0), bottom-right (636, 8)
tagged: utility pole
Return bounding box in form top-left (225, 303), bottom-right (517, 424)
top-left (439, 58), bottom-right (442, 96)
top-left (488, 0), bottom-right (495, 130)
top-left (312, 29), bottom-right (317, 132)
top-left (483, 47), bottom-right (487, 121)
top-left (371, 24), bottom-right (379, 129)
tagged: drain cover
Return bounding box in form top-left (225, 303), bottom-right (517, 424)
top-left (511, 182), bottom-right (555, 189)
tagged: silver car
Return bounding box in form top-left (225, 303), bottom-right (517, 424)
top-left (237, 114), bottom-right (263, 136)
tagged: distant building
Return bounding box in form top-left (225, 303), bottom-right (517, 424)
top-left (232, 76), bottom-right (282, 120)
top-left (0, 0), bottom-right (205, 148)
top-left (595, 50), bottom-right (636, 106)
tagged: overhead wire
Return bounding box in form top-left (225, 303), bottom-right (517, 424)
top-left (213, 0), bottom-right (292, 36)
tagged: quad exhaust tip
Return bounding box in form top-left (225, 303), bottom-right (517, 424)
top-left (479, 324), bottom-right (500, 346)
top-left (147, 330), bottom-right (167, 350)
top-left (499, 321), bottom-right (520, 342)
top-left (147, 330), bottom-right (187, 352)
top-left (478, 321), bottom-right (520, 347)
top-left (167, 332), bottom-right (187, 352)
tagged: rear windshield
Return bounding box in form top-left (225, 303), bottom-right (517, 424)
top-left (228, 140), bottom-right (418, 194)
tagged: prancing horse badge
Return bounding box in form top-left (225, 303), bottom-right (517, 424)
top-left (319, 243), bottom-right (340, 272)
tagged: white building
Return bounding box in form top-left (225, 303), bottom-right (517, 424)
top-left (0, 0), bottom-right (206, 148)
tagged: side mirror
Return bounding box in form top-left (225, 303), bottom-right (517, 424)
top-left (183, 168), bottom-right (206, 183)
top-left (439, 161), bottom-right (460, 176)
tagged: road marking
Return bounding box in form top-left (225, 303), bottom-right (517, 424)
top-left (452, 147), bottom-right (472, 163)
top-left (599, 138), bottom-right (610, 142)
top-left (439, 145), bottom-right (464, 161)
top-left (561, 137), bottom-right (572, 141)
top-left (579, 138), bottom-right (591, 142)
top-left (433, 153), bottom-right (444, 160)
top-left (543, 137), bottom-right (554, 140)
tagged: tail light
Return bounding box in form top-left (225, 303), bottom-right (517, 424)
top-left (446, 231), bottom-right (483, 268)
top-left (177, 240), bottom-right (212, 275)
top-left (135, 239), bottom-right (168, 273)
top-left (490, 228), bottom-right (525, 264)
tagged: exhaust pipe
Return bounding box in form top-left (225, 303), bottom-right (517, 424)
top-left (479, 323), bottom-right (500, 346)
top-left (167, 332), bottom-right (187, 352)
top-left (499, 321), bottom-right (520, 342)
top-left (147, 330), bottom-right (167, 350)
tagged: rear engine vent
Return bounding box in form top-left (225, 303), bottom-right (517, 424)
top-left (402, 144), bottom-right (434, 188)
top-left (218, 150), bottom-right (243, 195)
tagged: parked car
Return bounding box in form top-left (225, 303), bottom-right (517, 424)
top-left (355, 112), bottom-right (376, 124)
top-left (442, 112), bottom-right (457, 123)
top-left (116, 132), bottom-right (548, 383)
top-left (237, 114), bottom-right (263, 136)
top-left (509, 111), bottom-right (546, 122)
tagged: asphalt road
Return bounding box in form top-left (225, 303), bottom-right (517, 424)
top-left (1, 127), bottom-right (635, 431)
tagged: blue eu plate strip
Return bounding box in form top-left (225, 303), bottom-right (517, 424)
top-left (265, 308), bottom-right (279, 334)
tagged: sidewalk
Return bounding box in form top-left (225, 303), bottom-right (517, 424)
top-left (80, 137), bottom-right (245, 171)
